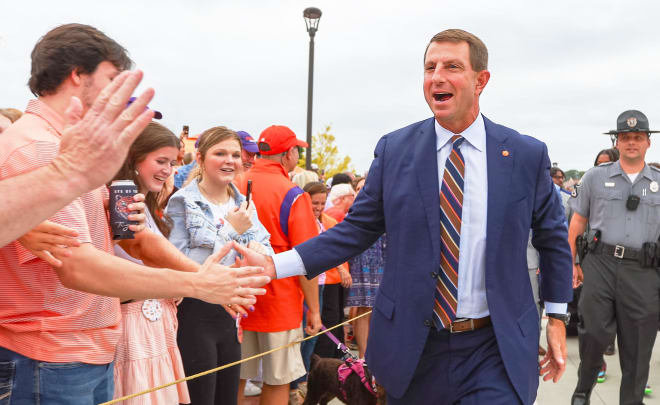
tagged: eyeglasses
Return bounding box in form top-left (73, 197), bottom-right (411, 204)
top-left (552, 175), bottom-right (565, 180)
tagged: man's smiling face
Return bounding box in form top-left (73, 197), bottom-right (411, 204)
top-left (423, 41), bottom-right (489, 133)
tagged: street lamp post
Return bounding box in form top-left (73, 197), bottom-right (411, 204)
top-left (303, 7), bottom-right (321, 170)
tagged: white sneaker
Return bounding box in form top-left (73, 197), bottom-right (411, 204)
top-left (244, 380), bottom-right (262, 397)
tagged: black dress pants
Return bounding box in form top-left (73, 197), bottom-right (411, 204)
top-left (575, 254), bottom-right (660, 405)
top-left (177, 298), bottom-right (240, 405)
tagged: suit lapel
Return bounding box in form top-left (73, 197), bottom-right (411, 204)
top-left (415, 118), bottom-right (441, 264)
top-left (484, 116), bottom-right (513, 265)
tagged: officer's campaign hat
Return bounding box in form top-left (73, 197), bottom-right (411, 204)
top-left (604, 110), bottom-right (659, 135)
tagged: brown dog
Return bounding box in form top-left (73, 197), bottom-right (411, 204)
top-left (302, 354), bottom-right (386, 405)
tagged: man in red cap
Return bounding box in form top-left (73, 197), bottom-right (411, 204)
top-left (235, 125), bottom-right (322, 405)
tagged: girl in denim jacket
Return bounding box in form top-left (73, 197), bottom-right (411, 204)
top-left (166, 127), bottom-right (272, 405)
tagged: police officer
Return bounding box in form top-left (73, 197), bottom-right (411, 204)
top-left (569, 110), bottom-right (660, 405)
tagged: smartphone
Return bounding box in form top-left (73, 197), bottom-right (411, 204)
top-left (182, 125), bottom-right (189, 136)
top-left (245, 180), bottom-right (253, 208)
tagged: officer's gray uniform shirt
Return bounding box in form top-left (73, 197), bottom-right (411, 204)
top-left (570, 161), bottom-right (660, 248)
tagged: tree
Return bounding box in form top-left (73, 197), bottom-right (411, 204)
top-left (564, 169), bottom-right (585, 180)
top-left (298, 124), bottom-right (353, 178)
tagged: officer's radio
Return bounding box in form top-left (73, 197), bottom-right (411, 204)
top-left (626, 194), bottom-right (640, 211)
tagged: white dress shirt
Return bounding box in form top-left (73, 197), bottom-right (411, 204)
top-left (274, 113), bottom-right (566, 316)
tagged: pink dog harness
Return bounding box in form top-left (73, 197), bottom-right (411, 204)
top-left (337, 358), bottom-right (377, 400)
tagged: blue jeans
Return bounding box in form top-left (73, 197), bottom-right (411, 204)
top-left (0, 347), bottom-right (114, 405)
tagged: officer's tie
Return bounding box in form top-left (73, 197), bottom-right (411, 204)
top-left (433, 135), bottom-right (465, 330)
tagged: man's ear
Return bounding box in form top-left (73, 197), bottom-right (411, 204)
top-left (69, 68), bottom-right (83, 87)
top-left (475, 70), bottom-right (490, 96)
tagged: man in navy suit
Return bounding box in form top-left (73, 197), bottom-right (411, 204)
top-left (235, 28), bottom-right (573, 404)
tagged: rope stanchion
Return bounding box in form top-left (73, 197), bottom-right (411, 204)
top-left (99, 309), bottom-right (372, 405)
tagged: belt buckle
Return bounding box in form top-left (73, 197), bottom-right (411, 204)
top-left (614, 245), bottom-right (625, 259)
top-left (449, 318), bottom-right (474, 333)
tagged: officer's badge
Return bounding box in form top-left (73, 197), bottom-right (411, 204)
top-left (627, 117), bottom-right (638, 128)
top-left (651, 181), bottom-right (659, 193)
top-left (571, 184), bottom-right (579, 198)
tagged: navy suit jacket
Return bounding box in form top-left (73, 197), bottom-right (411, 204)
top-left (295, 116), bottom-right (573, 404)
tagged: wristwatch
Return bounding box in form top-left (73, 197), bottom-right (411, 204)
top-left (547, 312), bottom-right (571, 326)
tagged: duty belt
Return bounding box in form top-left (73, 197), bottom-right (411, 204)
top-left (594, 242), bottom-right (640, 261)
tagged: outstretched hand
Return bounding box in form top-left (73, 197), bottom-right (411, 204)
top-left (53, 70), bottom-right (155, 192)
top-left (193, 243), bottom-right (270, 306)
top-left (232, 241), bottom-right (277, 280)
top-left (18, 221), bottom-right (80, 267)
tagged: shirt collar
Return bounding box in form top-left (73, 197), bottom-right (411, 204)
top-left (435, 113), bottom-right (485, 152)
top-left (641, 163), bottom-right (655, 181)
top-left (25, 99), bottom-right (66, 136)
top-left (608, 161), bottom-right (654, 181)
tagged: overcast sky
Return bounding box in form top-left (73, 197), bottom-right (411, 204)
top-left (2, 1), bottom-right (659, 173)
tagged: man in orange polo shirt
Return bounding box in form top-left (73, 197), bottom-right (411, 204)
top-left (236, 125), bottom-right (322, 405)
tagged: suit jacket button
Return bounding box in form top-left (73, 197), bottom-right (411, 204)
top-left (431, 272), bottom-right (438, 279)
top-left (424, 319), bottom-right (432, 327)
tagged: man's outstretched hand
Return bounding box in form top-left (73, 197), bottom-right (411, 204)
top-left (53, 70), bottom-right (155, 193)
top-left (232, 241), bottom-right (277, 280)
top-left (192, 243), bottom-right (270, 306)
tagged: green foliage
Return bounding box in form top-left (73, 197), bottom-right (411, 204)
top-left (298, 125), bottom-right (354, 177)
top-left (564, 169), bottom-right (585, 180)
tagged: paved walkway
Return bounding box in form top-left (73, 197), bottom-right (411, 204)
top-left (536, 320), bottom-right (660, 405)
top-left (244, 319), bottom-right (660, 404)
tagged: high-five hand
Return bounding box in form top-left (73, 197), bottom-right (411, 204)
top-left (232, 241), bottom-right (277, 280)
top-left (193, 243), bottom-right (270, 306)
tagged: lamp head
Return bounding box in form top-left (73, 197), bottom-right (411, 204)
top-left (303, 7), bottom-right (322, 34)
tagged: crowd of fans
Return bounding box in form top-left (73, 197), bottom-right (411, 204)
top-left (0, 23), bottom-right (386, 405)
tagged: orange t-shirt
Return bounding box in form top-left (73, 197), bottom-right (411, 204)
top-left (319, 213), bottom-right (347, 285)
top-left (236, 159), bottom-right (319, 332)
top-left (324, 205), bottom-right (346, 223)
top-left (0, 100), bottom-right (120, 364)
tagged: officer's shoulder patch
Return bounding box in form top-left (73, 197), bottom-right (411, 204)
top-left (571, 184), bottom-right (580, 198)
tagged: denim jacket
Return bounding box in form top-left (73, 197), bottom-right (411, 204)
top-left (166, 178), bottom-right (273, 266)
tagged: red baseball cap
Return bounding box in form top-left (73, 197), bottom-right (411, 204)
top-left (258, 125), bottom-right (308, 155)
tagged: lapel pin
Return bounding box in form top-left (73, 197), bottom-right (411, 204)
top-left (502, 150), bottom-right (510, 157)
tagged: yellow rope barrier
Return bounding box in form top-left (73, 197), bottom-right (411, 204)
top-left (100, 310), bottom-right (373, 405)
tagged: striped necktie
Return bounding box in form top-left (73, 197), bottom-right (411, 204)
top-left (433, 135), bottom-right (465, 330)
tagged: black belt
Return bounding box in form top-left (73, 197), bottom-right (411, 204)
top-left (594, 243), bottom-right (641, 261)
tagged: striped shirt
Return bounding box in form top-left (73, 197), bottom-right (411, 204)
top-left (0, 99), bottom-right (120, 364)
